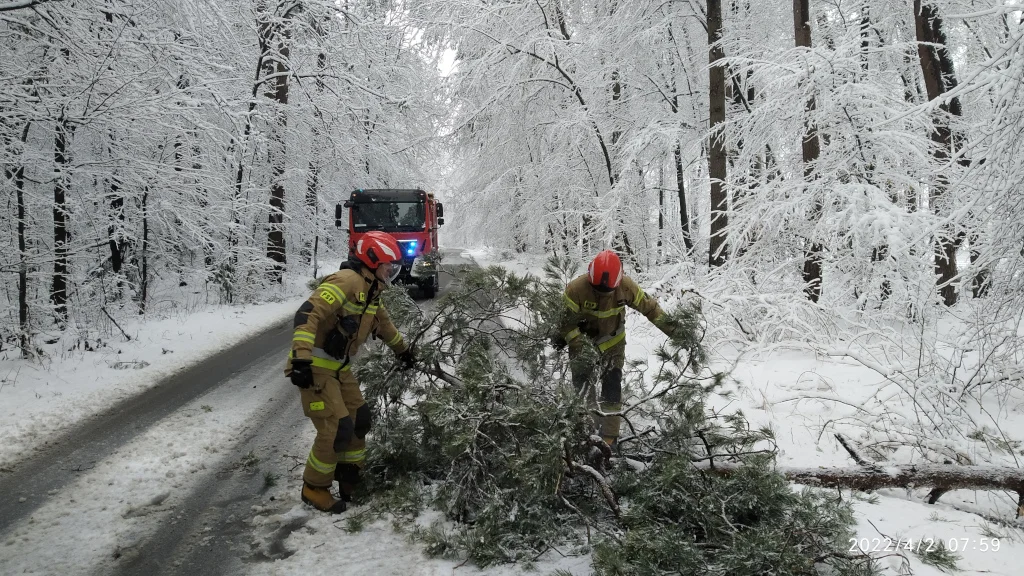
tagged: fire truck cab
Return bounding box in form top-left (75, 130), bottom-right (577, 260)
top-left (336, 188), bottom-right (444, 298)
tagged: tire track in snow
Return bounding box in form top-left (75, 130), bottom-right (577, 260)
top-left (0, 321), bottom-right (291, 530)
top-left (0, 343), bottom-right (291, 575)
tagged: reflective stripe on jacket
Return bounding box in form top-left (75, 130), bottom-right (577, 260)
top-left (560, 274), bottom-right (665, 350)
top-left (285, 264), bottom-right (408, 375)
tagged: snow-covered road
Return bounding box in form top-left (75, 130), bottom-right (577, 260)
top-left (0, 325), bottom-right (300, 575)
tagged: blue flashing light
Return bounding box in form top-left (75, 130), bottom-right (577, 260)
top-left (406, 241), bottom-right (417, 256)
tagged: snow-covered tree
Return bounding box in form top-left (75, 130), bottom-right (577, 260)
top-left (0, 0), bottom-right (443, 353)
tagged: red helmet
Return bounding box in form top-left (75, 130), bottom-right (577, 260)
top-left (588, 250), bottom-right (622, 290)
top-left (354, 231), bottom-right (401, 270)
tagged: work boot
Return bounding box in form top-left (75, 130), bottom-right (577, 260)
top-left (301, 482), bottom-right (347, 513)
top-left (334, 463), bottom-right (361, 502)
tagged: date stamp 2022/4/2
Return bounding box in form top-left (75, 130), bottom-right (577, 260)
top-left (850, 537), bottom-right (1002, 553)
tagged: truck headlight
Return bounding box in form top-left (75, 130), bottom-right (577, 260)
top-left (409, 256), bottom-right (436, 278)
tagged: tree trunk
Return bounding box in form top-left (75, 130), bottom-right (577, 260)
top-left (674, 143), bottom-right (694, 253)
top-left (52, 114), bottom-right (74, 328)
top-left (303, 47), bottom-right (327, 268)
top-left (729, 65), bottom-right (759, 260)
top-left (106, 129), bottom-right (126, 275)
top-left (699, 461), bottom-right (1024, 514)
top-left (138, 187), bottom-right (149, 314)
top-left (872, 245), bottom-right (892, 301)
top-left (657, 164), bottom-right (664, 260)
top-left (11, 121), bottom-right (32, 357)
top-left (708, 0), bottom-right (728, 268)
top-left (264, 16), bottom-right (290, 282)
top-left (860, 8), bottom-right (892, 302)
top-left (614, 230), bottom-right (637, 271)
top-left (193, 137), bottom-right (213, 270)
top-left (860, 5), bottom-right (870, 73)
top-left (228, 30), bottom-right (271, 282)
top-left (794, 0), bottom-right (823, 303)
top-left (914, 0), bottom-right (964, 306)
top-left (970, 233), bottom-right (989, 297)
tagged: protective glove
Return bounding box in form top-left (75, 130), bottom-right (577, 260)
top-left (397, 348), bottom-right (416, 371)
top-left (550, 335), bottom-right (567, 351)
top-left (289, 358), bottom-right (314, 389)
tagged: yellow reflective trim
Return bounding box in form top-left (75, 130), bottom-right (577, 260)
top-left (562, 292), bottom-right (580, 313)
top-left (293, 330), bottom-right (315, 344)
top-left (386, 333), bottom-right (403, 346)
top-left (309, 401), bottom-right (325, 411)
top-left (582, 306), bottom-right (625, 319)
top-left (597, 330), bottom-right (626, 352)
top-left (317, 282), bottom-right (345, 301)
top-left (310, 356), bottom-right (351, 371)
top-left (317, 283), bottom-right (346, 304)
top-left (653, 313), bottom-right (665, 325)
top-left (341, 301), bottom-right (365, 314)
top-left (633, 288), bottom-right (645, 307)
top-left (365, 304), bottom-right (379, 315)
top-left (565, 328), bottom-right (581, 341)
top-left (337, 449), bottom-right (366, 463)
top-left (307, 450), bottom-right (336, 474)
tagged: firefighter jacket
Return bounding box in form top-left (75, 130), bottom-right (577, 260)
top-left (559, 274), bottom-right (667, 353)
top-left (286, 264), bottom-right (408, 376)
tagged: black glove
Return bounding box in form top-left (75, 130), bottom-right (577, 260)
top-left (550, 335), bottom-right (567, 351)
top-left (397, 348), bottom-right (416, 371)
top-left (289, 358), bottom-right (314, 389)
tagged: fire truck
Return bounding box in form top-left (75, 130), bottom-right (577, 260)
top-left (336, 189), bottom-right (445, 297)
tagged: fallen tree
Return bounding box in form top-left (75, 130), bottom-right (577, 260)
top-left (691, 433), bottom-right (1024, 515)
top-left (354, 261), bottom-right (1016, 574)
top-left (355, 262), bottom-right (873, 575)
top-left (782, 464), bottom-right (1024, 504)
top-left (700, 461), bottom-right (1024, 512)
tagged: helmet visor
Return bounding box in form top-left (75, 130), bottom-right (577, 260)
top-left (378, 261), bottom-right (401, 284)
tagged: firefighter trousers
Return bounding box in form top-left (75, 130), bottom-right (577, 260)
top-left (298, 370), bottom-right (371, 487)
top-left (568, 341), bottom-right (625, 444)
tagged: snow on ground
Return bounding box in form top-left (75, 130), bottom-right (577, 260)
top-left (0, 278), bottom-right (306, 469)
top-left (248, 506), bottom-right (592, 576)
top-left (3, 247), bottom-right (1023, 575)
top-left (1, 352), bottom-right (288, 574)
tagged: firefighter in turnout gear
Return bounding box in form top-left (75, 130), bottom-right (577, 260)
top-left (285, 231), bottom-right (416, 513)
top-left (555, 250), bottom-right (671, 447)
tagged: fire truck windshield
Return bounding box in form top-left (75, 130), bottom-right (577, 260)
top-left (351, 201), bottom-right (425, 232)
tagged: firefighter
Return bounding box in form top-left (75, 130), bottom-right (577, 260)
top-left (553, 250), bottom-right (672, 447)
top-left (285, 231), bottom-right (415, 513)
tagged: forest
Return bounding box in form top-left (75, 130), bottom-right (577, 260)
top-left (2, 0), bottom-right (1023, 470)
top-left (2, 2), bottom-right (1024, 573)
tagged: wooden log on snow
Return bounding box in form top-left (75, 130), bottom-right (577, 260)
top-left (778, 464), bottom-right (1024, 495)
top-left (696, 461), bottom-right (1024, 515)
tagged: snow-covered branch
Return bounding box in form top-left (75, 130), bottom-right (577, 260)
top-left (0, 0), bottom-right (60, 12)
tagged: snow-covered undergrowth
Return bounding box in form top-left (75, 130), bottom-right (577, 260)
top-left (650, 260), bottom-right (1024, 471)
